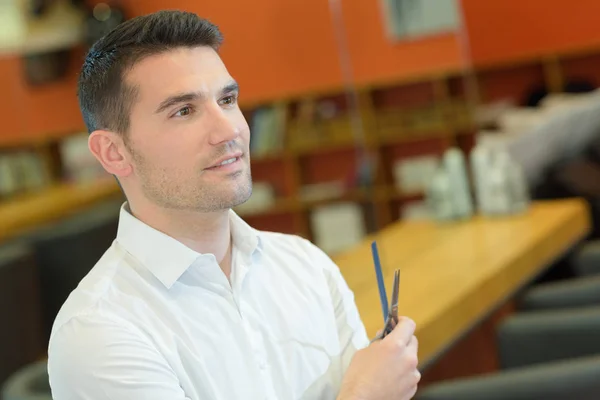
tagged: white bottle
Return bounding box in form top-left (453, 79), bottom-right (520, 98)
top-left (0, 155), bottom-right (18, 197)
top-left (426, 168), bottom-right (455, 221)
top-left (487, 151), bottom-right (513, 216)
top-left (470, 144), bottom-right (493, 215)
top-left (503, 152), bottom-right (530, 213)
top-left (443, 147), bottom-right (474, 219)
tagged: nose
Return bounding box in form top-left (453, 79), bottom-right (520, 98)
top-left (206, 104), bottom-right (242, 145)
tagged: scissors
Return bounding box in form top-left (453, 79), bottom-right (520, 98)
top-left (371, 241), bottom-right (400, 342)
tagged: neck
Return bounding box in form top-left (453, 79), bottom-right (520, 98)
top-left (127, 199), bottom-right (233, 278)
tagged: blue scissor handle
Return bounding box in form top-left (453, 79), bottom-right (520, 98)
top-left (371, 241), bottom-right (388, 323)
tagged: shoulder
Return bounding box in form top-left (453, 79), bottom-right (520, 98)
top-left (256, 230), bottom-right (344, 283)
top-left (258, 230), bottom-right (335, 264)
top-left (49, 243), bottom-right (132, 342)
top-left (47, 306), bottom-right (168, 399)
top-left (49, 305), bottom-right (141, 355)
top-left (48, 300), bottom-right (139, 384)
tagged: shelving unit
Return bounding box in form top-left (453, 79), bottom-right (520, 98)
top-left (2, 41), bottom-right (600, 252)
top-left (0, 1), bottom-right (85, 56)
top-left (236, 66), bottom-right (479, 243)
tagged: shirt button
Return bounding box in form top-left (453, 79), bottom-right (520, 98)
top-left (257, 356), bottom-right (267, 369)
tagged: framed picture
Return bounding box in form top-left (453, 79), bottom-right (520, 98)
top-left (380, 0), bottom-right (461, 41)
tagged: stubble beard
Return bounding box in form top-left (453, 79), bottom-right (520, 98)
top-left (134, 152), bottom-right (253, 213)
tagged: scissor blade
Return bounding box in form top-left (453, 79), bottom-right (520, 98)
top-left (390, 269), bottom-right (400, 318)
top-left (373, 269), bottom-right (401, 342)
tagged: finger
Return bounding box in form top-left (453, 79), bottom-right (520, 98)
top-left (399, 366), bottom-right (420, 400)
top-left (404, 384), bottom-right (418, 400)
top-left (414, 369), bottom-right (422, 383)
top-left (385, 316), bottom-right (416, 344)
top-left (407, 335), bottom-right (420, 369)
top-left (408, 335), bottom-right (419, 354)
top-left (401, 370), bottom-right (421, 400)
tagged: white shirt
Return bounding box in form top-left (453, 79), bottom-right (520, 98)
top-left (48, 204), bottom-right (369, 400)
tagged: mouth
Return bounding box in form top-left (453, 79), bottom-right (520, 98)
top-left (205, 153), bottom-right (244, 171)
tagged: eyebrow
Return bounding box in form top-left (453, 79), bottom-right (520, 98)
top-left (154, 81), bottom-right (240, 114)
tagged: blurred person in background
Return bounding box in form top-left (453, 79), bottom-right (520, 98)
top-left (47, 10), bottom-right (420, 400)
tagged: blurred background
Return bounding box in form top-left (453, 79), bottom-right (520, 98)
top-left (4, 0), bottom-right (600, 399)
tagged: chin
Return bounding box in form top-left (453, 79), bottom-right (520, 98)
top-left (230, 181), bottom-right (253, 208)
top-left (213, 175), bottom-right (252, 210)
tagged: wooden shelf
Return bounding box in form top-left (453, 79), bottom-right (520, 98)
top-left (386, 187), bottom-right (425, 202)
top-left (301, 187), bottom-right (380, 209)
top-left (378, 129), bottom-right (455, 147)
top-left (0, 179), bottom-right (428, 244)
top-left (235, 197), bottom-right (298, 217)
top-left (238, 185), bottom-right (424, 218)
top-left (291, 136), bottom-right (376, 157)
top-left (249, 152), bottom-right (287, 163)
top-left (0, 178), bottom-right (121, 243)
top-left (0, 129), bottom-right (83, 150)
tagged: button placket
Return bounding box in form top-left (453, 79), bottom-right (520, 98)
top-left (239, 297), bottom-right (270, 376)
top-left (233, 259), bottom-right (276, 399)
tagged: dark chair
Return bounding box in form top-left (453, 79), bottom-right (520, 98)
top-left (497, 305), bottom-right (600, 369)
top-left (515, 239), bottom-right (600, 311)
top-left (24, 198), bottom-right (123, 342)
top-left (417, 305), bottom-right (600, 399)
top-left (0, 243), bottom-right (44, 390)
top-left (416, 355), bottom-right (600, 400)
top-left (519, 274), bottom-right (600, 311)
top-left (572, 240), bottom-right (600, 276)
top-left (1, 360), bottom-right (51, 400)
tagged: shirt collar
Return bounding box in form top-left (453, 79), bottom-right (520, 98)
top-left (115, 202), bottom-right (262, 289)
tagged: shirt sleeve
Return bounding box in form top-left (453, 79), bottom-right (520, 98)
top-left (48, 312), bottom-right (189, 400)
top-left (302, 239), bottom-right (370, 369)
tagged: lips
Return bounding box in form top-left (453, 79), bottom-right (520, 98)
top-left (205, 152), bottom-right (243, 170)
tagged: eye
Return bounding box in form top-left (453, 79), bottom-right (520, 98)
top-left (173, 106), bottom-right (193, 118)
top-left (219, 94), bottom-right (238, 107)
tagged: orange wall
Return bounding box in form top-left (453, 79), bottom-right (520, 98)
top-left (341, 0), bottom-right (461, 87)
top-left (3, 0), bottom-right (600, 141)
top-left (462, 0), bottom-right (600, 66)
top-left (118, 0), bottom-right (463, 104)
top-left (0, 49), bottom-right (84, 143)
top-left (119, 0), bottom-right (348, 104)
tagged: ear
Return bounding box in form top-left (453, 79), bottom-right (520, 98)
top-left (88, 130), bottom-right (133, 178)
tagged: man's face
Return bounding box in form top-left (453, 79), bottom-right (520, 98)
top-left (124, 46), bottom-right (252, 212)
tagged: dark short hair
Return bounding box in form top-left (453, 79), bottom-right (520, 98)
top-left (78, 10), bottom-right (223, 135)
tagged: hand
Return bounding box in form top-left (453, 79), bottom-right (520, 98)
top-left (338, 317), bottom-right (420, 400)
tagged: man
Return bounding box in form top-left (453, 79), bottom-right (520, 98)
top-left (48, 10), bottom-right (420, 400)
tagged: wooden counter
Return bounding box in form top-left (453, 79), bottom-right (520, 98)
top-left (332, 198), bottom-right (591, 367)
top-left (0, 178), bottom-right (121, 242)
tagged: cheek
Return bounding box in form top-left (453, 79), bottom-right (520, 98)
top-left (136, 140), bottom-right (192, 174)
top-left (231, 108), bottom-right (249, 131)
top-left (236, 118), bottom-right (251, 142)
